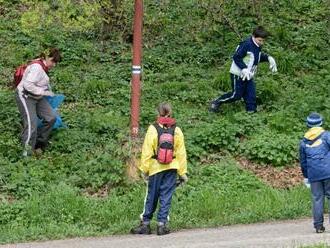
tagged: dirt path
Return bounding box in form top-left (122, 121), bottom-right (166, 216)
top-left (2, 218), bottom-right (330, 248)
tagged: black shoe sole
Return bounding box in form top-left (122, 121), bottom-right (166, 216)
top-left (316, 226), bottom-right (325, 233)
top-left (130, 229), bottom-right (151, 235)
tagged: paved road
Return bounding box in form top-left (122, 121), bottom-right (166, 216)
top-left (2, 218), bottom-right (330, 248)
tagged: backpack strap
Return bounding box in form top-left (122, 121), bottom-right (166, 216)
top-left (153, 123), bottom-right (163, 158)
top-left (153, 123), bottom-right (176, 140)
top-left (29, 59), bottom-right (49, 73)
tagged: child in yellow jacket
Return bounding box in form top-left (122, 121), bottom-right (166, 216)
top-left (131, 102), bottom-right (188, 236)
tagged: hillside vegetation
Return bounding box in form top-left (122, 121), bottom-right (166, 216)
top-left (0, 0), bottom-right (329, 243)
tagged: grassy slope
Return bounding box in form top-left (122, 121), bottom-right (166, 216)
top-left (0, 0), bottom-right (329, 243)
top-left (0, 158), bottom-right (310, 244)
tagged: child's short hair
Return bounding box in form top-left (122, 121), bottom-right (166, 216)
top-left (252, 26), bottom-right (269, 39)
top-left (157, 102), bottom-right (172, 117)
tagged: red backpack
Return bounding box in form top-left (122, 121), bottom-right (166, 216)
top-left (13, 59), bottom-right (48, 88)
top-left (153, 124), bottom-right (176, 164)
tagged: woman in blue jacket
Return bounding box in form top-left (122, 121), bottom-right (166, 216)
top-left (299, 112), bottom-right (330, 233)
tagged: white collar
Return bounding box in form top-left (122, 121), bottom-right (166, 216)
top-left (252, 37), bottom-right (260, 47)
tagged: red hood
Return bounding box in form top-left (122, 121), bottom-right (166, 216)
top-left (156, 117), bottom-right (176, 127)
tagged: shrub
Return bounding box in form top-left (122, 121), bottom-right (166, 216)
top-left (241, 129), bottom-right (299, 166)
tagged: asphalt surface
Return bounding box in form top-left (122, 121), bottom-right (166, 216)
top-left (2, 218), bottom-right (330, 248)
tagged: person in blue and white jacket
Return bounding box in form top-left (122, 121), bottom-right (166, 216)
top-left (210, 26), bottom-right (277, 113)
top-left (299, 112), bottom-right (330, 233)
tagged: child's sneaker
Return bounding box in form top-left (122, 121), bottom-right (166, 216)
top-left (316, 226), bottom-right (325, 233)
top-left (209, 102), bottom-right (219, 113)
top-left (157, 222), bottom-right (170, 236)
top-left (130, 222), bottom-right (151, 235)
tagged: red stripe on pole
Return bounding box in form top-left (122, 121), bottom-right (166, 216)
top-left (130, 0), bottom-right (143, 137)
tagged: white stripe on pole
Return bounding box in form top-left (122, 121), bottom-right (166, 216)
top-left (132, 65), bottom-right (142, 74)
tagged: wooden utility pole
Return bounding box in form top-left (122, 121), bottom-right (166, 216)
top-left (130, 0), bottom-right (143, 138)
top-left (127, 0), bottom-right (143, 180)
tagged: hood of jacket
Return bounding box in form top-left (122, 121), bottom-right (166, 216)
top-left (156, 117), bottom-right (176, 127)
top-left (304, 127), bottom-right (325, 141)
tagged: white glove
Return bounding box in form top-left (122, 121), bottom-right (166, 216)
top-left (268, 56), bottom-right (277, 73)
top-left (303, 178), bottom-right (310, 188)
top-left (240, 68), bottom-right (252, 81)
top-left (180, 174), bottom-right (188, 183)
top-left (44, 90), bottom-right (54, 97)
top-left (141, 172), bottom-right (149, 183)
top-left (177, 174), bottom-right (188, 186)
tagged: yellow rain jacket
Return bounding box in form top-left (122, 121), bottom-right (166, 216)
top-left (140, 124), bottom-right (187, 176)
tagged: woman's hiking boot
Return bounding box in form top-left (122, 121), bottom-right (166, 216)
top-left (157, 222), bottom-right (170, 236)
top-left (316, 226), bottom-right (325, 233)
top-left (35, 141), bottom-right (49, 151)
top-left (130, 222), bottom-right (151, 235)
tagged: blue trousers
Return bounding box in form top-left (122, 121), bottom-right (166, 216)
top-left (212, 74), bottom-right (256, 112)
top-left (310, 179), bottom-right (330, 228)
top-left (141, 169), bottom-right (177, 224)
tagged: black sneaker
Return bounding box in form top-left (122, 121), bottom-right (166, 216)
top-left (157, 224), bottom-right (170, 236)
top-left (130, 223), bottom-right (151, 235)
top-left (35, 141), bottom-right (48, 151)
top-left (316, 226), bottom-right (325, 233)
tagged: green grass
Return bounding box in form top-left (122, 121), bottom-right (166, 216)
top-left (0, 157), bottom-right (310, 244)
top-left (300, 245), bottom-right (330, 248)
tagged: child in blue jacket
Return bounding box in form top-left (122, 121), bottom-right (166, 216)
top-left (299, 112), bottom-right (330, 233)
top-left (210, 26), bottom-right (277, 113)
